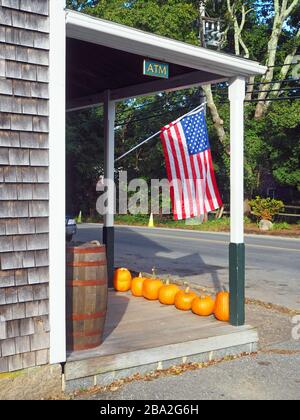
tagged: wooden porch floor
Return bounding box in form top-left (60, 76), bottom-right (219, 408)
top-left (65, 291), bottom-right (258, 388)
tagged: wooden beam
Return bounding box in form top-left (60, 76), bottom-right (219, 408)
top-left (66, 71), bottom-right (226, 112)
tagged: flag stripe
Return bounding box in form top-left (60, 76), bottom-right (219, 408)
top-left (207, 149), bottom-right (223, 207)
top-left (169, 126), bottom-right (190, 219)
top-left (160, 131), bottom-right (177, 218)
top-left (175, 123), bottom-right (197, 218)
top-left (166, 128), bottom-right (186, 219)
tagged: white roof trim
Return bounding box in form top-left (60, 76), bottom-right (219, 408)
top-left (66, 10), bottom-right (267, 79)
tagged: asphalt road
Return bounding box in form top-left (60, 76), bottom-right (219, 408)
top-left (75, 224), bottom-right (300, 310)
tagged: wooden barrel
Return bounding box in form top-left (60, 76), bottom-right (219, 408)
top-left (66, 242), bottom-right (108, 352)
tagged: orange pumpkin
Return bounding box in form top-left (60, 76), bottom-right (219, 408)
top-left (143, 278), bottom-right (163, 300)
top-left (214, 291), bottom-right (230, 322)
top-left (131, 273), bottom-right (146, 297)
top-left (113, 268), bottom-right (132, 292)
top-left (174, 287), bottom-right (197, 311)
top-left (158, 280), bottom-right (180, 305)
top-left (192, 295), bottom-right (215, 316)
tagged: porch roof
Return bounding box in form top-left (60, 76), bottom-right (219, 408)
top-left (65, 10), bottom-right (267, 111)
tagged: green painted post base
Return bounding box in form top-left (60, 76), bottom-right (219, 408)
top-left (229, 243), bottom-right (245, 326)
top-left (103, 226), bottom-right (115, 288)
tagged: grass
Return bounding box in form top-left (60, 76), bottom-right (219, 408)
top-left (113, 214), bottom-right (300, 235)
top-left (78, 214), bottom-right (300, 235)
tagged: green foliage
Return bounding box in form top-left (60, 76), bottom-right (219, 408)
top-left (249, 196), bottom-right (284, 221)
top-left (66, 0), bottom-right (300, 216)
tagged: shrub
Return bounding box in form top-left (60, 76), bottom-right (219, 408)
top-left (249, 196), bottom-right (284, 222)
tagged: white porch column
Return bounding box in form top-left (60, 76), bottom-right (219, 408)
top-left (103, 90), bottom-right (116, 286)
top-left (49, 0), bottom-right (66, 364)
top-left (228, 76), bottom-right (246, 326)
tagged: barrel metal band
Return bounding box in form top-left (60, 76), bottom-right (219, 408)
top-left (70, 311), bottom-right (106, 321)
top-left (67, 261), bottom-right (107, 267)
top-left (67, 280), bottom-right (106, 287)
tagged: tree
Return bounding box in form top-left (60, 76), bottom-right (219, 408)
top-left (66, 0), bottom-right (300, 213)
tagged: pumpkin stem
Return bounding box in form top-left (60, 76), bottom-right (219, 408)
top-left (185, 286), bottom-right (190, 294)
top-left (152, 267), bottom-right (156, 278)
top-left (139, 272), bottom-right (142, 278)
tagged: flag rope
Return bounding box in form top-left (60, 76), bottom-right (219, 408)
top-left (115, 102), bottom-right (207, 163)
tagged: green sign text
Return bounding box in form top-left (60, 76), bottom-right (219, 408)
top-left (143, 60), bottom-right (169, 79)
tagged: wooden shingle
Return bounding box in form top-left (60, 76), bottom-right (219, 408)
top-left (11, 302), bottom-right (25, 319)
top-left (20, 0), bottom-right (49, 16)
top-left (13, 79), bottom-right (31, 97)
top-left (25, 300), bottom-right (38, 317)
top-left (30, 331), bottom-right (49, 351)
top-left (11, 9), bottom-right (49, 33)
top-left (18, 217), bottom-right (35, 234)
top-left (28, 48), bottom-right (49, 65)
top-left (30, 81), bottom-right (48, 99)
top-left (0, 184), bottom-right (18, 200)
top-left (38, 299), bottom-right (48, 316)
top-left (5, 287), bottom-right (18, 304)
top-left (0, 234), bottom-right (14, 251)
top-left (10, 115), bottom-right (33, 131)
top-left (6, 60), bottom-right (22, 79)
top-left (0, 79), bottom-right (13, 95)
top-left (26, 233), bottom-right (48, 251)
top-left (0, 269), bottom-right (15, 287)
top-left (0, 6), bottom-right (12, 26)
top-left (22, 98), bottom-right (38, 115)
top-left (5, 218), bottom-right (18, 234)
top-left (1, 0), bottom-right (20, 9)
top-left (20, 317), bottom-right (34, 336)
top-left (21, 63), bottom-right (37, 81)
top-left (27, 266), bottom-right (48, 284)
top-left (17, 284), bottom-right (33, 302)
top-left (30, 149), bottom-right (48, 166)
top-left (12, 234), bottom-right (27, 251)
top-left (17, 167), bottom-right (38, 183)
top-left (0, 321), bottom-right (7, 340)
top-left (21, 352), bottom-right (36, 369)
top-left (0, 131), bottom-right (20, 147)
top-left (34, 217), bottom-right (48, 233)
top-left (0, 219), bottom-right (6, 235)
top-left (0, 201), bottom-right (29, 218)
top-left (6, 319), bottom-right (20, 338)
top-left (1, 338), bottom-right (16, 357)
top-left (34, 33), bottom-right (49, 50)
top-left (0, 44), bottom-right (16, 60)
top-left (17, 184), bottom-right (33, 200)
top-left (0, 25), bottom-right (5, 42)
top-left (34, 249), bottom-right (48, 267)
top-left (0, 357), bottom-right (9, 373)
top-left (29, 201), bottom-right (48, 217)
top-left (20, 132), bottom-right (48, 149)
top-left (15, 336), bottom-right (31, 355)
top-left (0, 113), bottom-right (11, 130)
top-left (32, 184), bottom-right (48, 200)
top-left (9, 148), bottom-right (30, 165)
top-left (0, 148), bottom-right (10, 164)
top-left (14, 268), bottom-right (28, 285)
top-left (0, 58), bottom-right (5, 77)
top-left (8, 354), bottom-right (23, 371)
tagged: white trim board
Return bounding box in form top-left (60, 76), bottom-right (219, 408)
top-left (66, 10), bottom-right (267, 79)
top-left (49, 0), bottom-right (67, 365)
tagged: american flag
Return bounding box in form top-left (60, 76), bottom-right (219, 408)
top-left (160, 108), bottom-right (223, 220)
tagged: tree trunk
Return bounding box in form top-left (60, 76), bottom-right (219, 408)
top-left (202, 84), bottom-right (228, 151)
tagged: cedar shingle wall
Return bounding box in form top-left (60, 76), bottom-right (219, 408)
top-left (0, 0), bottom-right (50, 373)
